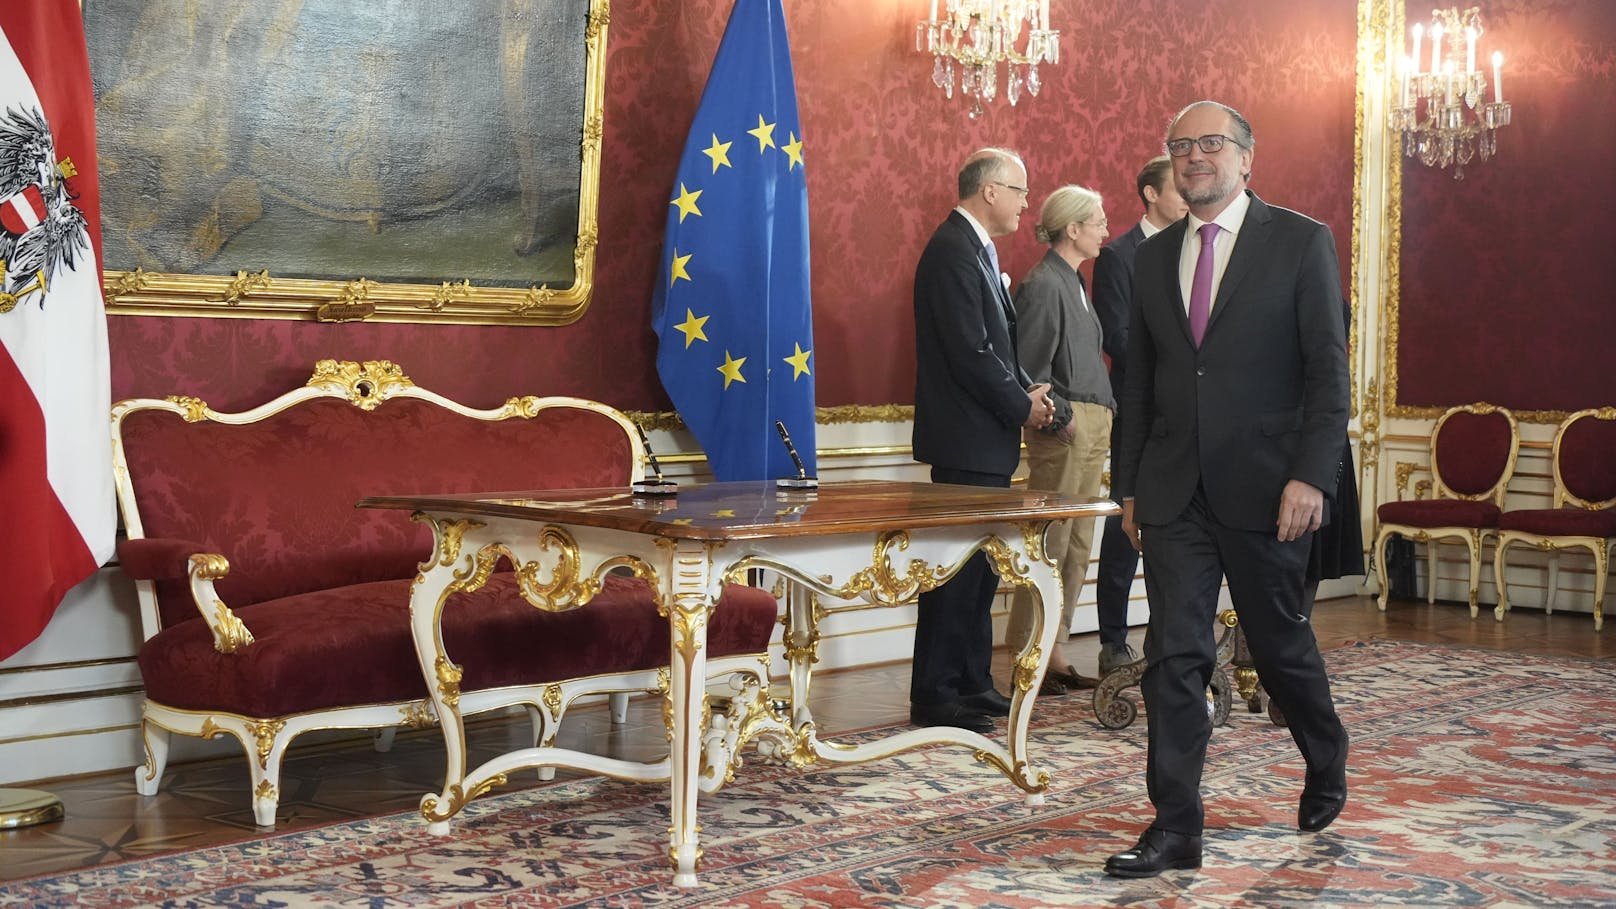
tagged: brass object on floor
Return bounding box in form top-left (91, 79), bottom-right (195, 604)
top-left (0, 788), bottom-right (64, 829)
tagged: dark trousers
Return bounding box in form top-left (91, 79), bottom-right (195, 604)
top-left (1140, 488), bottom-right (1347, 834)
top-left (910, 465), bottom-right (1009, 706)
top-left (1093, 510), bottom-right (1139, 646)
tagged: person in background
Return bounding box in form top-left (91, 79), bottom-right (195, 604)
top-left (1306, 303), bottom-right (1366, 600)
top-left (1107, 101), bottom-right (1351, 878)
top-left (1004, 184), bottom-right (1115, 695)
top-left (910, 147), bottom-right (1056, 734)
top-left (1089, 155), bottom-right (1188, 678)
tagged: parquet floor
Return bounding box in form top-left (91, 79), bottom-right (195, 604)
top-left (1, 594), bottom-right (1608, 881)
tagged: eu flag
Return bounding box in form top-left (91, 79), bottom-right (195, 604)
top-left (650, 0), bottom-right (814, 482)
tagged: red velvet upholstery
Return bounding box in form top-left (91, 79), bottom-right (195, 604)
top-left (1434, 410), bottom-right (1514, 497)
top-left (1557, 416), bottom-right (1616, 505)
top-left (138, 573), bottom-right (778, 717)
top-left (113, 373), bottom-right (783, 827)
top-left (117, 537), bottom-right (207, 582)
top-left (119, 399), bottom-right (635, 631)
top-left (1377, 499), bottom-right (1502, 528)
top-left (1498, 508), bottom-right (1616, 538)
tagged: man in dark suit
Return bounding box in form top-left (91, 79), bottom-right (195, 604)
top-left (1105, 102), bottom-right (1351, 878)
top-left (1089, 155), bottom-right (1187, 677)
top-left (911, 147), bottom-right (1055, 734)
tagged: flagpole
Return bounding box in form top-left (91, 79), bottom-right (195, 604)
top-left (0, 788), bottom-right (64, 829)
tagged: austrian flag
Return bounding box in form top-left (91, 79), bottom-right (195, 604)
top-left (0, 1), bottom-right (114, 660)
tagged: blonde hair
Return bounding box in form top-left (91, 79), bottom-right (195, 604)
top-left (1034, 185), bottom-right (1102, 244)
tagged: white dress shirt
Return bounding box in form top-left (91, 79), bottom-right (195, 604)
top-left (1177, 190), bottom-right (1251, 318)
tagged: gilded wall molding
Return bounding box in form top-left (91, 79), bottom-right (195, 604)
top-left (1359, 376), bottom-right (1382, 471)
top-left (1393, 460), bottom-right (1420, 500)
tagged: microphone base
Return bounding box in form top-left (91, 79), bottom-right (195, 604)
top-left (775, 476), bottom-right (819, 490)
top-left (631, 480), bottom-right (679, 496)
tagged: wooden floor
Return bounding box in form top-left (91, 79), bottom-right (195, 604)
top-left (1, 594), bottom-right (1608, 881)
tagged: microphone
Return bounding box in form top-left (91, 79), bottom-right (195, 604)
top-left (774, 420), bottom-right (818, 490)
top-left (630, 422), bottom-right (678, 496)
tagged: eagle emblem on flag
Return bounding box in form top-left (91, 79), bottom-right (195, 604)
top-left (0, 104), bottom-right (89, 313)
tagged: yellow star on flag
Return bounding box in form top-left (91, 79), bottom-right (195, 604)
top-left (783, 342), bottom-right (812, 379)
top-left (669, 249), bottom-right (693, 287)
top-left (674, 309), bottom-right (709, 348)
top-left (670, 518), bottom-right (694, 525)
top-left (782, 132), bottom-right (804, 170)
top-left (703, 134), bottom-right (733, 173)
top-left (670, 184), bottom-right (703, 223)
top-left (718, 351), bottom-right (747, 388)
top-left (711, 509), bottom-right (736, 518)
top-left (747, 115), bottom-right (776, 152)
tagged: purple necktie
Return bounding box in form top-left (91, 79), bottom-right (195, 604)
top-left (1188, 223), bottom-right (1220, 347)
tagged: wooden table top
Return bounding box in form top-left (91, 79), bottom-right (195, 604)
top-left (359, 479), bottom-right (1118, 543)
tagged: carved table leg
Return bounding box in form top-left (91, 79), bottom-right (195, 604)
top-left (665, 541), bottom-right (712, 887)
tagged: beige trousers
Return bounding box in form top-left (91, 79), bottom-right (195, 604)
top-left (1006, 400), bottom-right (1113, 655)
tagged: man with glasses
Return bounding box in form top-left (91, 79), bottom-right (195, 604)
top-left (1089, 155), bottom-right (1189, 681)
top-left (1106, 102), bottom-right (1351, 877)
top-left (910, 147), bottom-right (1055, 734)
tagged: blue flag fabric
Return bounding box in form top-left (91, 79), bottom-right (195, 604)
top-left (650, 0), bottom-right (814, 482)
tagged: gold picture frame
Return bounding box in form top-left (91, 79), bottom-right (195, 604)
top-left (88, 0), bottom-right (609, 326)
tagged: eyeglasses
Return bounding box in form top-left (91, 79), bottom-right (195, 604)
top-left (1082, 219), bottom-right (1108, 230)
top-left (1165, 134), bottom-right (1247, 157)
top-left (989, 181), bottom-right (1030, 198)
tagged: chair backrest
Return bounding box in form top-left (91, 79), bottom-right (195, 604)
top-left (1551, 406), bottom-right (1616, 510)
top-left (111, 360), bottom-right (647, 634)
top-left (1430, 403), bottom-right (1519, 506)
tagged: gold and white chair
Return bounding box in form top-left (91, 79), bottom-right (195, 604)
top-left (1374, 403), bottom-right (1519, 616)
top-left (1493, 406), bottom-right (1616, 630)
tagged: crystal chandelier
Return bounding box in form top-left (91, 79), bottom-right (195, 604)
top-left (1389, 6), bottom-right (1512, 179)
top-left (916, 1), bottom-right (1060, 119)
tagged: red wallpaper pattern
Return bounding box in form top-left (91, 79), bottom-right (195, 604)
top-left (1396, 0), bottom-right (1616, 413)
top-left (108, 0), bottom-right (1357, 413)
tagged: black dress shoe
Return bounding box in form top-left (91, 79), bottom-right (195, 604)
top-left (909, 701), bottom-right (994, 734)
top-left (1038, 676), bottom-right (1070, 696)
top-left (1104, 827), bottom-right (1203, 878)
top-left (1047, 664), bottom-right (1100, 690)
top-left (958, 688), bottom-right (1012, 716)
top-left (1299, 771), bottom-right (1347, 832)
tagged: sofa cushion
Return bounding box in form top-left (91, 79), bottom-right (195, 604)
top-left (1377, 499), bottom-right (1501, 529)
top-left (1499, 507), bottom-right (1616, 538)
top-left (138, 572), bottom-right (778, 717)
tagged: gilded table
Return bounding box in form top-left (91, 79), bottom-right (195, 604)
top-left (360, 479), bottom-right (1117, 887)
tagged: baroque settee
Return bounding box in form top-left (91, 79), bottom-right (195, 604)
top-left (110, 360), bottom-right (779, 826)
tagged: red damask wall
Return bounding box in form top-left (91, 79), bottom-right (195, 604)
top-left (1396, 0), bottom-right (1616, 414)
top-left (108, 0), bottom-right (1357, 413)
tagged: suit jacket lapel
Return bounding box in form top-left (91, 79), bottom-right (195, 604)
top-left (978, 245), bottom-right (1016, 320)
top-left (1157, 220), bottom-right (1192, 346)
top-left (946, 211), bottom-right (1014, 319)
top-left (1206, 192), bottom-right (1272, 339)
top-left (1077, 273), bottom-right (1101, 331)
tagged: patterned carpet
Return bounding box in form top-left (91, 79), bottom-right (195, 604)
top-left (7, 641), bottom-right (1614, 909)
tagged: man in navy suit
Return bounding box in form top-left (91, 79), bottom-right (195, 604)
top-left (911, 147), bottom-right (1055, 734)
top-left (1106, 102), bottom-right (1351, 877)
top-left (1089, 155), bottom-right (1187, 677)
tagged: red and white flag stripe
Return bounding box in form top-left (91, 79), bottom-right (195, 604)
top-left (0, 1), bottom-right (114, 661)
